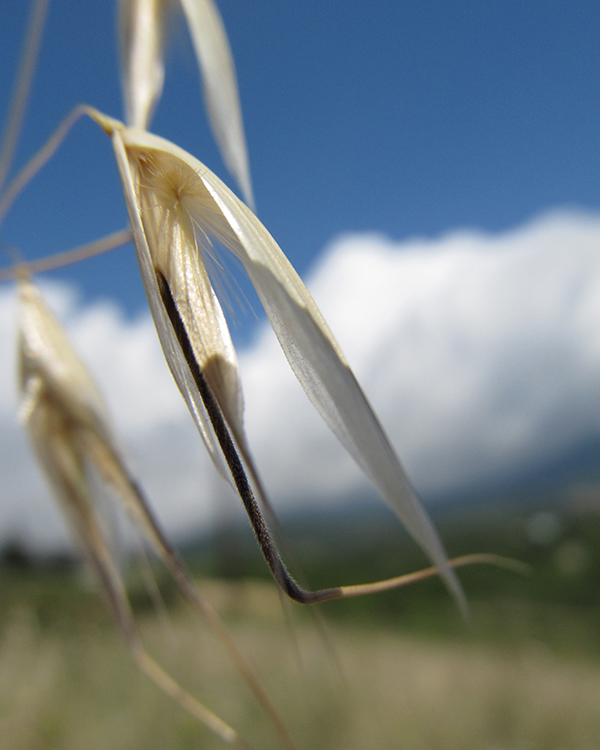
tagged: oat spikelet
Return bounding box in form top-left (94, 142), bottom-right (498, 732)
top-left (88, 110), bottom-right (467, 615)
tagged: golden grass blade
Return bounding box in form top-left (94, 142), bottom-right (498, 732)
top-left (119, 0), bottom-right (166, 129)
top-left (94, 115), bottom-right (466, 613)
top-left (18, 277), bottom-right (112, 430)
top-left (0, 0), bottom-right (49, 192)
top-left (17, 276), bottom-right (296, 749)
top-left (178, 0), bottom-right (254, 208)
top-left (108, 124), bottom-right (318, 605)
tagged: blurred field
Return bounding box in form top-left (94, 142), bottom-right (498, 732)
top-left (2, 501), bottom-right (600, 749)
top-left (1, 570), bottom-right (600, 750)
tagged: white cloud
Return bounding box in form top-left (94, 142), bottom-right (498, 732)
top-left (2, 210), bottom-right (600, 552)
top-left (241, 210), bottom-right (600, 499)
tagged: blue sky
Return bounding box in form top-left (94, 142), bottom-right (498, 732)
top-left (1, 0), bottom-right (599, 321)
top-left (1, 1), bottom-right (600, 549)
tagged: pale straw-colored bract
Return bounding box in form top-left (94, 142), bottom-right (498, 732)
top-left (87, 109), bottom-right (467, 614)
top-left (119, 0), bottom-right (254, 207)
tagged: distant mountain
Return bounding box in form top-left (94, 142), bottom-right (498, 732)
top-left (427, 434), bottom-right (600, 520)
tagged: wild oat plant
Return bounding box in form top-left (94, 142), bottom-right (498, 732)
top-left (0, 1), bottom-right (516, 747)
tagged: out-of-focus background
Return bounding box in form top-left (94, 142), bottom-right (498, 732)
top-left (1, 1), bottom-right (600, 747)
top-left (2, 507), bottom-right (600, 749)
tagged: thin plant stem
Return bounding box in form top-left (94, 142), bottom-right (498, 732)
top-left (0, 104), bottom-right (93, 228)
top-left (163, 560), bottom-right (298, 750)
top-left (0, 228), bottom-right (132, 283)
top-left (0, 0), bottom-right (49, 192)
top-left (333, 554), bottom-right (530, 601)
top-left (133, 649), bottom-right (255, 749)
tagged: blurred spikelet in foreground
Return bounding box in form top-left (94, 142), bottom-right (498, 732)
top-left (17, 275), bottom-right (294, 748)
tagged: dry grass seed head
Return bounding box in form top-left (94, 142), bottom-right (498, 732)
top-left (102, 122), bottom-right (469, 612)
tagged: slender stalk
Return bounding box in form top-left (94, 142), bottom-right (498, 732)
top-left (0, 0), bottom-right (49, 192)
top-left (0, 228), bottom-right (132, 283)
top-left (84, 423), bottom-right (297, 748)
top-left (133, 649), bottom-right (255, 749)
top-left (154, 548), bottom-right (298, 750)
top-left (333, 554), bottom-right (530, 600)
top-left (0, 104), bottom-right (92, 228)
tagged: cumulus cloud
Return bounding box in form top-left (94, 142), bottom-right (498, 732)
top-left (1, 210), bottom-right (600, 551)
top-left (242, 210), bottom-right (600, 499)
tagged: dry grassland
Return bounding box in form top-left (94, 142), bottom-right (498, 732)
top-left (1, 579), bottom-right (599, 750)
